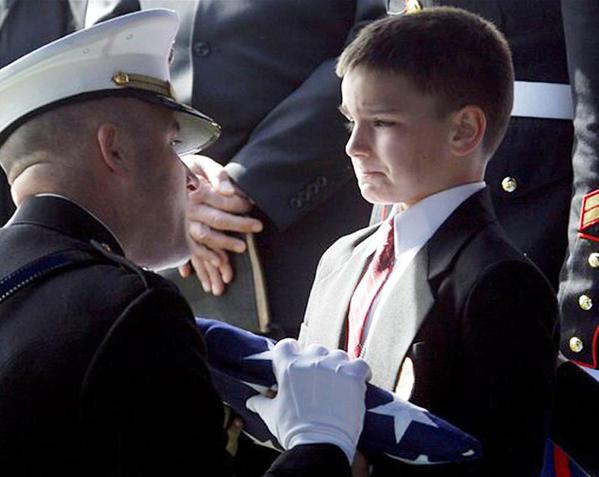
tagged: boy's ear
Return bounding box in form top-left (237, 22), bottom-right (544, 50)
top-left (449, 106), bottom-right (486, 157)
top-left (96, 123), bottom-right (129, 175)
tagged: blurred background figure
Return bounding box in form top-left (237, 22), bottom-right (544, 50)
top-left (0, 0), bottom-right (86, 223)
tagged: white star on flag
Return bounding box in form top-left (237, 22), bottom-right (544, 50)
top-left (242, 381), bottom-right (277, 394)
top-left (368, 398), bottom-right (438, 443)
top-left (244, 340), bottom-right (275, 361)
top-left (246, 434), bottom-right (278, 451)
top-left (384, 453), bottom-right (437, 465)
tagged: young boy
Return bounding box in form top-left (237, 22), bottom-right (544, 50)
top-left (299, 8), bottom-right (557, 476)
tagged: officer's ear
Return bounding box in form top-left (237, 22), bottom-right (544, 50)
top-left (449, 105), bottom-right (486, 158)
top-left (96, 123), bottom-right (130, 176)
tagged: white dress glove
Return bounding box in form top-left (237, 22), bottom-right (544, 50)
top-left (246, 339), bottom-right (371, 463)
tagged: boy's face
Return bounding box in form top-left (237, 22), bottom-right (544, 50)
top-left (340, 67), bottom-right (456, 207)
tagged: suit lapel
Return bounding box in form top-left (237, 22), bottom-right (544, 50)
top-left (303, 190), bottom-right (497, 390)
top-left (362, 249), bottom-right (434, 390)
top-left (302, 227), bottom-right (379, 350)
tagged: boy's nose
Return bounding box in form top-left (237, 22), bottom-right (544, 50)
top-left (345, 126), bottom-right (370, 159)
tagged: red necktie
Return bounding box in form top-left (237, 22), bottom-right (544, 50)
top-left (347, 219), bottom-right (396, 359)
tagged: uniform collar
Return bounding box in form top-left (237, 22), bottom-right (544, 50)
top-left (5, 195), bottom-right (124, 256)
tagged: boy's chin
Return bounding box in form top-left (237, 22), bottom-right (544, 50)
top-left (358, 184), bottom-right (395, 206)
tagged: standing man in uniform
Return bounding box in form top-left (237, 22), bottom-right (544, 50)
top-left (553, 1), bottom-right (599, 474)
top-left (0, 10), bottom-right (371, 476)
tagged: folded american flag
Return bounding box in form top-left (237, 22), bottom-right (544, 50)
top-left (196, 318), bottom-right (481, 465)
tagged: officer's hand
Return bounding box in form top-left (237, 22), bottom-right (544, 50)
top-left (246, 339), bottom-right (371, 463)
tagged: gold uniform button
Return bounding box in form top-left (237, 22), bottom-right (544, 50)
top-left (589, 253), bottom-right (599, 268)
top-left (569, 337), bottom-right (584, 353)
top-left (579, 294), bottom-right (593, 311)
top-left (501, 177), bottom-right (518, 193)
top-left (387, 0), bottom-right (422, 14)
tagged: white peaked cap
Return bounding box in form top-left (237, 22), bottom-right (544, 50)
top-left (0, 8), bottom-right (220, 155)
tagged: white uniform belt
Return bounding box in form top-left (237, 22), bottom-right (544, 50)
top-left (511, 81), bottom-right (573, 120)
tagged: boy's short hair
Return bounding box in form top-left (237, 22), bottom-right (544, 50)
top-left (337, 7), bottom-right (514, 155)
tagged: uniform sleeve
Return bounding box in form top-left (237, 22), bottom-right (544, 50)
top-left (224, 0), bottom-right (386, 230)
top-left (461, 262), bottom-right (558, 476)
top-left (558, 0), bottom-right (599, 370)
top-left (80, 285), bottom-right (235, 476)
top-left (265, 444), bottom-right (351, 477)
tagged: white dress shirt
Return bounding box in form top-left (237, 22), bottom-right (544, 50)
top-left (362, 182), bottom-right (486, 340)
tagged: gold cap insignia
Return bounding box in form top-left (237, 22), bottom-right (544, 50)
top-left (112, 71), bottom-right (176, 100)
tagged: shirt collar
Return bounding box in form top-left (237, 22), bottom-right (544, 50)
top-left (390, 182), bottom-right (486, 259)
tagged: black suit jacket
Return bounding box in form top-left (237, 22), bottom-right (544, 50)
top-left (0, 196), bottom-right (350, 477)
top-left (301, 190), bottom-right (558, 476)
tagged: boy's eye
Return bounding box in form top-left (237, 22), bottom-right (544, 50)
top-left (344, 120), bottom-right (355, 133)
top-left (170, 138), bottom-right (182, 147)
top-left (373, 119), bottom-right (395, 128)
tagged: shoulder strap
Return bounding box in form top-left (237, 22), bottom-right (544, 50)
top-left (0, 249), bottom-right (99, 304)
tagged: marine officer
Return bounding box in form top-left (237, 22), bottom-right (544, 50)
top-left (0, 9), bottom-right (370, 476)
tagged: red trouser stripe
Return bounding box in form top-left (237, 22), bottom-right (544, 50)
top-left (554, 445), bottom-right (572, 477)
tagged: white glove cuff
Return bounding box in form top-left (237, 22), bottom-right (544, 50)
top-left (286, 428), bottom-right (356, 463)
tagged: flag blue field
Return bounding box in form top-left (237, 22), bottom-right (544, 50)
top-left (196, 318), bottom-right (481, 465)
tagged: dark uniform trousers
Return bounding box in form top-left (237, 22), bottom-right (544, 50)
top-left (0, 196), bottom-right (351, 477)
